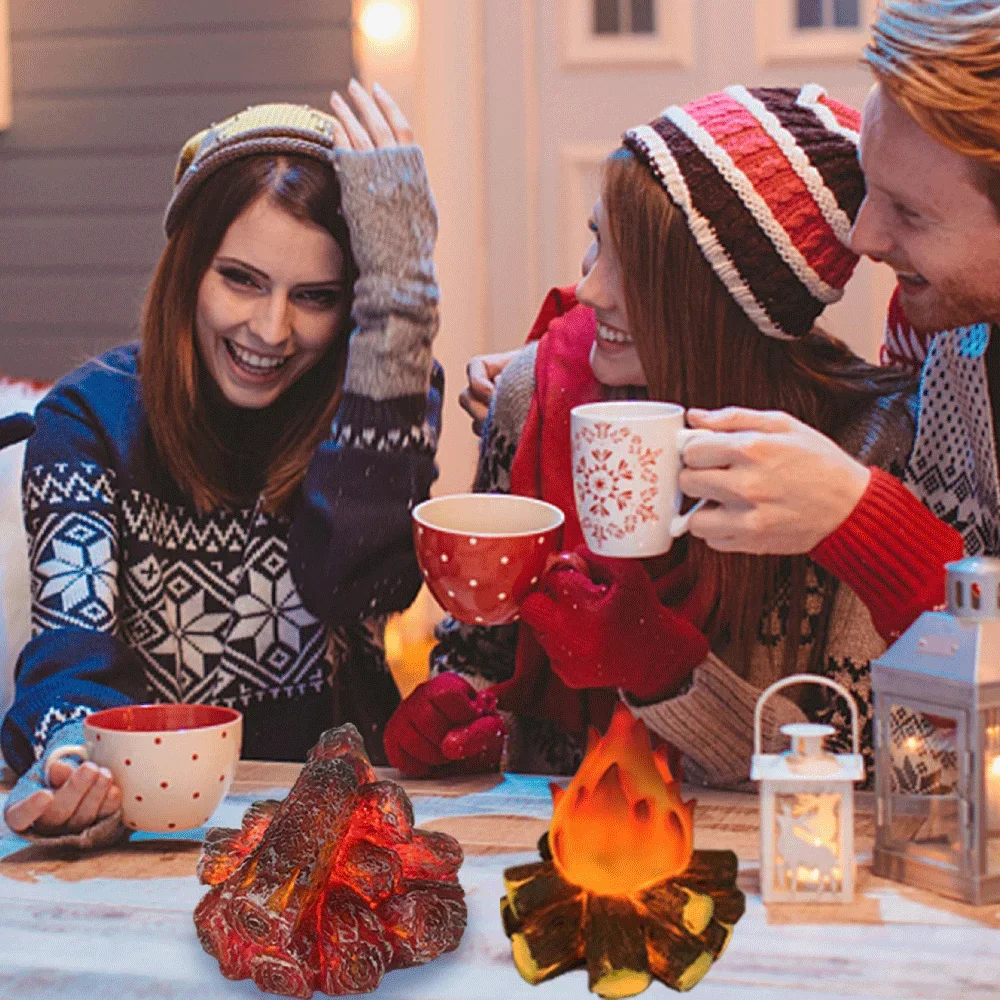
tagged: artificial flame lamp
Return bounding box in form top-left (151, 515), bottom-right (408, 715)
top-left (501, 705), bottom-right (745, 997)
top-left (751, 674), bottom-right (864, 904)
top-left (871, 556), bottom-right (1000, 905)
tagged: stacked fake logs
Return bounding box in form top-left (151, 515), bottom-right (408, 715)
top-left (193, 724), bottom-right (467, 998)
top-left (501, 835), bottom-right (744, 997)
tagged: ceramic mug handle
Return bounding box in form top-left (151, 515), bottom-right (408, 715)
top-left (43, 744), bottom-right (91, 786)
top-left (670, 427), bottom-right (713, 538)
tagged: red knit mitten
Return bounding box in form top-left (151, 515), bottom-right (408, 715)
top-left (519, 546), bottom-right (709, 703)
top-left (383, 673), bottom-right (506, 778)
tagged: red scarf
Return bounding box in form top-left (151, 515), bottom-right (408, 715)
top-left (492, 288), bottom-right (619, 735)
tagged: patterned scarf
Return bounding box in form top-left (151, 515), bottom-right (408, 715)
top-left (904, 324), bottom-right (1000, 556)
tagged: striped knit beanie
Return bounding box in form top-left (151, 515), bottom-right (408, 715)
top-left (623, 84), bottom-right (863, 340)
top-left (164, 103), bottom-right (338, 238)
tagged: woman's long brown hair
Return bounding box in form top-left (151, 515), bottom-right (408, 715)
top-left (141, 155), bottom-right (356, 515)
top-left (603, 148), bottom-right (916, 676)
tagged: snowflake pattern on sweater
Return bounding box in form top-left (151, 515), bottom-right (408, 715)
top-left (903, 324), bottom-right (1000, 556)
top-left (5, 343), bottom-right (440, 772)
top-left (27, 467), bottom-right (334, 708)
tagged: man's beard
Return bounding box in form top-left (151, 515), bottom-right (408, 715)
top-left (898, 275), bottom-right (1000, 335)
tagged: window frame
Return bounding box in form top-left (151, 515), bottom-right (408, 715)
top-left (560, 0), bottom-right (693, 69)
top-left (755, 0), bottom-right (876, 65)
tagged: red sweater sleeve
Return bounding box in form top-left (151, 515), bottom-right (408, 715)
top-left (810, 468), bottom-right (965, 643)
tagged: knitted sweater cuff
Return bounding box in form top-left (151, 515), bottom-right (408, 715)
top-left (4, 719), bottom-right (131, 851)
top-left (811, 468), bottom-right (964, 643)
top-left (330, 391), bottom-right (437, 454)
top-left (623, 653), bottom-right (806, 788)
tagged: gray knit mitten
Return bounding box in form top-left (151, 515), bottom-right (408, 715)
top-left (4, 719), bottom-right (129, 850)
top-left (333, 145), bottom-right (439, 400)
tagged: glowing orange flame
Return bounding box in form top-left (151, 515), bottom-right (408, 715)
top-left (548, 704), bottom-right (695, 898)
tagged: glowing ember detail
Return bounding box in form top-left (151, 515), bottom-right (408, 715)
top-left (193, 724), bottom-right (467, 996)
top-left (549, 704), bottom-right (695, 897)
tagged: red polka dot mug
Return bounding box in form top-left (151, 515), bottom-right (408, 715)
top-left (413, 493), bottom-right (564, 626)
top-left (43, 704), bottom-right (243, 833)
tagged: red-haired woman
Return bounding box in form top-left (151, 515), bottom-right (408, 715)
top-left (3, 84), bottom-right (441, 847)
top-left (385, 85), bottom-right (918, 785)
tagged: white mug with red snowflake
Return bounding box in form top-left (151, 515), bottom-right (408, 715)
top-left (570, 401), bottom-right (708, 557)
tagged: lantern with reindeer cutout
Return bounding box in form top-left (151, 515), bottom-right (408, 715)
top-left (872, 556), bottom-right (1000, 905)
top-left (751, 674), bottom-right (864, 903)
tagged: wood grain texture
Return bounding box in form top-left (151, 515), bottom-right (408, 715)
top-left (8, 90), bottom-right (326, 154)
top-left (0, 214), bottom-right (165, 272)
top-left (0, 155), bottom-right (172, 214)
top-left (4, 774), bottom-right (1000, 998)
top-left (0, 328), bottom-right (138, 381)
top-left (10, 0), bottom-right (350, 37)
top-left (422, 813), bottom-right (550, 854)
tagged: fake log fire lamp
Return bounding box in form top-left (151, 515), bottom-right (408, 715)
top-left (501, 704), bottom-right (745, 997)
top-left (193, 723), bottom-right (467, 998)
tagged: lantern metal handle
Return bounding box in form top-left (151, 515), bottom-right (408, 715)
top-left (753, 673), bottom-right (860, 757)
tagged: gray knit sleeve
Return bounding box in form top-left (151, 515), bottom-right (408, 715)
top-left (287, 146), bottom-right (442, 626)
top-left (333, 145), bottom-right (438, 400)
top-left (473, 341), bottom-right (538, 494)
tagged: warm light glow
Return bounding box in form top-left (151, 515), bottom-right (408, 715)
top-left (797, 865), bottom-right (843, 885)
top-left (359, 1), bottom-right (409, 45)
top-left (906, 736), bottom-right (922, 752)
top-left (990, 756), bottom-right (1000, 778)
top-left (547, 704), bottom-right (695, 898)
top-left (775, 795), bottom-right (842, 894)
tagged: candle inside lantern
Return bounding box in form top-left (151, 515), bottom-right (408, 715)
top-left (774, 791), bottom-right (843, 894)
top-left (987, 723), bottom-right (1000, 843)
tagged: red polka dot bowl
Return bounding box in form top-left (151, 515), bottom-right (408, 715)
top-left (44, 704), bottom-right (243, 833)
top-left (413, 493), bottom-right (565, 626)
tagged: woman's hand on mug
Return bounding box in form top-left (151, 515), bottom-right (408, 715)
top-left (520, 546), bottom-right (709, 703)
top-left (4, 757), bottom-right (121, 837)
top-left (459, 350), bottom-right (519, 436)
top-left (329, 79), bottom-right (413, 151)
top-left (679, 407), bottom-right (871, 555)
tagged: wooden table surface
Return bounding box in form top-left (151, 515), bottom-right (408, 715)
top-left (2, 762), bottom-right (1000, 999)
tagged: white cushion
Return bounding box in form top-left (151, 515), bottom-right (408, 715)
top-left (0, 378), bottom-right (51, 719)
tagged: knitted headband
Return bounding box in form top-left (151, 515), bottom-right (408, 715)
top-left (164, 103), bottom-right (338, 238)
top-left (622, 84), bottom-right (864, 340)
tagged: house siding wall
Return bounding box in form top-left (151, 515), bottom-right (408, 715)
top-left (0, 0), bottom-right (354, 379)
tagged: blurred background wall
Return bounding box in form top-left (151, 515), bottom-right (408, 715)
top-left (0, 0), bottom-right (892, 451)
top-left (356, 0), bottom-right (892, 503)
top-left (0, 0), bottom-right (353, 379)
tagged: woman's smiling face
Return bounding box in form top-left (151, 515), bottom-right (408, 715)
top-left (194, 193), bottom-right (349, 409)
top-left (576, 197), bottom-right (647, 387)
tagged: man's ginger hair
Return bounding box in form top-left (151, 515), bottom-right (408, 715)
top-left (866, 1), bottom-right (1000, 201)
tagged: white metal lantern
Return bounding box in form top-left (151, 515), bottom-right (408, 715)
top-left (872, 556), bottom-right (1000, 905)
top-left (751, 674), bottom-right (864, 903)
